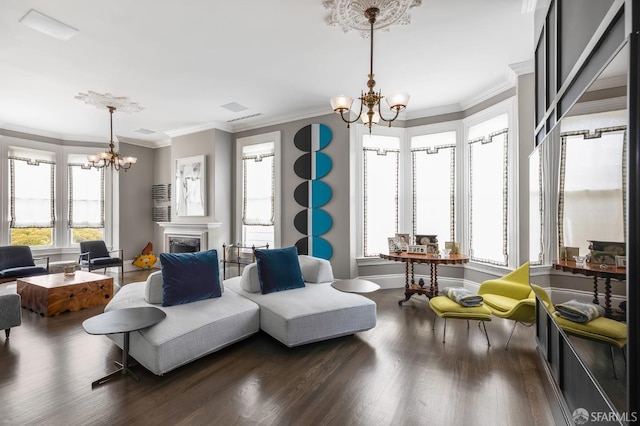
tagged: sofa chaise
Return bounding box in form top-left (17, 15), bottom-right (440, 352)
top-left (225, 255), bottom-right (377, 347)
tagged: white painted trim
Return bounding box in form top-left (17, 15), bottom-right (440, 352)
top-left (405, 104), bottom-right (462, 121)
top-left (460, 80), bottom-right (515, 111)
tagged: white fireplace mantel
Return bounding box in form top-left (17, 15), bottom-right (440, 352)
top-left (157, 222), bottom-right (223, 252)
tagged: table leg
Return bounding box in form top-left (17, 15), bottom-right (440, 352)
top-left (399, 261), bottom-right (412, 306)
top-left (431, 263), bottom-right (439, 296)
top-left (592, 277), bottom-right (599, 305)
top-left (91, 331), bottom-right (140, 388)
top-left (604, 277), bottom-right (612, 316)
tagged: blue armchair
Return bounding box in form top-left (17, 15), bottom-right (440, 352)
top-left (79, 240), bottom-right (123, 277)
top-left (0, 245), bottom-right (49, 283)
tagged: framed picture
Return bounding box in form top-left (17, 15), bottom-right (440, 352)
top-left (445, 241), bottom-right (460, 254)
top-left (415, 234), bottom-right (438, 245)
top-left (395, 233), bottom-right (410, 251)
top-left (388, 237), bottom-right (401, 253)
top-left (175, 155), bottom-right (207, 216)
top-left (407, 245), bottom-right (427, 254)
top-left (425, 243), bottom-right (439, 254)
top-left (616, 256), bottom-right (627, 268)
top-left (564, 247), bottom-right (579, 260)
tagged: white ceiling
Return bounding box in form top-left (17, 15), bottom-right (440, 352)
top-left (0, 0), bottom-right (534, 146)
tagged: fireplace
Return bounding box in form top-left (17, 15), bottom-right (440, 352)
top-left (168, 236), bottom-right (201, 253)
top-left (157, 222), bottom-right (222, 253)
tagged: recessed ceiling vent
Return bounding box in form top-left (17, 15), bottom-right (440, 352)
top-left (134, 128), bottom-right (156, 135)
top-left (221, 102), bottom-right (249, 112)
top-left (19, 9), bottom-right (78, 40)
top-left (227, 113), bottom-right (262, 123)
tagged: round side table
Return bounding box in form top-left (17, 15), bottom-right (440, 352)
top-left (331, 278), bottom-right (380, 293)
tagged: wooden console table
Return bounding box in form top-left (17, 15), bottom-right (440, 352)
top-left (552, 259), bottom-right (626, 318)
top-left (379, 252), bottom-right (469, 305)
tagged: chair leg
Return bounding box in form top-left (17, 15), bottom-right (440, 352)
top-left (610, 346), bottom-right (618, 379)
top-left (481, 321), bottom-right (491, 347)
top-left (432, 312), bottom-right (437, 331)
top-left (5, 328), bottom-right (10, 339)
top-left (442, 318), bottom-right (447, 343)
top-left (505, 321), bottom-right (518, 350)
top-left (622, 347), bottom-right (627, 366)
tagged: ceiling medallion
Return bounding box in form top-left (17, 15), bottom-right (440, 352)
top-left (75, 90), bottom-right (144, 113)
top-left (324, 0), bottom-right (422, 35)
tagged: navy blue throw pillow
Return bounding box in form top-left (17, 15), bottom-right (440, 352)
top-left (160, 250), bottom-right (222, 306)
top-left (254, 246), bottom-right (305, 294)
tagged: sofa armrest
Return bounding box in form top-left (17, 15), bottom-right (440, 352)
top-left (32, 255), bottom-right (50, 273)
top-left (145, 270), bottom-right (164, 304)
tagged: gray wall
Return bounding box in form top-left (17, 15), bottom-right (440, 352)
top-left (119, 142), bottom-right (155, 261)
top-left (152, 145), bottom-right (172, 252)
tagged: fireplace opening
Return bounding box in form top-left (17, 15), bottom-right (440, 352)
top-left (169, 236), bottom-right (201, 253)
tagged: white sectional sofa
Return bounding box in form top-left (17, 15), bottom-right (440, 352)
top-left (103, 254), bottom-right (377, 375)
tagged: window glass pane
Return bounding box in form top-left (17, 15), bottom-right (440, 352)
top-left (411, 131), bottom-right (456, 242)
top-left (68, 156), bottom-right (104, 229)
top-left (363, 134), bottom-right (400, 257)
top-left (73, 228), bottom-right (104, 244)
top-left (10, 228), bottom-right (52, 246)
top-left (469, 113), bottom-right (508, 265)
top-left (559, 127), bottom-right (625, 255)
top-left (241, 140), bottom-right (275, 247)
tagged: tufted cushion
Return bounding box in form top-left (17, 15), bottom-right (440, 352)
top-left (160, 250), bottom-right (222, 306)
top-left (254, 247), bottom-right (305, 294)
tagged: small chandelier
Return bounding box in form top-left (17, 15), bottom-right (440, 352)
top-left (76, 91), bottom-right (142, 172)
top-left (330, 7), bottom-right (410, 132)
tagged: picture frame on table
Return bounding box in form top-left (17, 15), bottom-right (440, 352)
top-left (395, 233), bottom-right (410, 251)
top-left (415, 234), bottom-right (438, 245)
top-left (615, 256), bottom-right (627, 268)
top-left (445, 241), bottom-right (460, 254)
top-left (564, 247), bottom-right (579, 260)
top-left (388, 237), bottom-right (401, 253)
top-left (407, 245), bottom-right (428, 254)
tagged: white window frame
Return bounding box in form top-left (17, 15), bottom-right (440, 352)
top-left (235, 131), bottom-right (281, 248)
top-left (354, 124), bottom-right (406, 261)
top-left (462, 98), bottom-right (518, 269)
top-left (0, 135), bottom-right (115, 255)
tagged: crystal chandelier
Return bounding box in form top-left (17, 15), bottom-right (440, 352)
top-left (76, 91), bottom-right (143, 172)
top-left (330, 6), bottom-right (410, 132)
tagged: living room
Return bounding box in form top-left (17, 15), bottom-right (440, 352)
top-left (1, 1), bottom-right (639, 424)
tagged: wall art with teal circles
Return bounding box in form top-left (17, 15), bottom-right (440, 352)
top-left (293, 123), bottom-right (333, 259)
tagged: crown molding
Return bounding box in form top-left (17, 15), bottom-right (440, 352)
top-left (165, 120), bottom-right (233, 138)
top-left (405, 103), bottom-right (462, 120)
top-left (509, 59), bottom-right (535, 76)
top-left (460, 79), bottom-right (515, 111)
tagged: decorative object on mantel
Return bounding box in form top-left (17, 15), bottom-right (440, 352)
top-left (152, 184), bottom-right (171, 222)
top-left (132, 242), bottom-right (157, 270)
top-left (175, 155), bottom-right (207, 217)
top-left (327, 1), bottom-right (417, 132)
top-left (293, 124), bottom-right (333, 260)
top-left (75, 91), bottom-right (143, 172)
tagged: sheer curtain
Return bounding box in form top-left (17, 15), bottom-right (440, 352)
top-left (9, 146), bottom-right (55, 228)
top-left (68, 159), bottom-right (105, 229)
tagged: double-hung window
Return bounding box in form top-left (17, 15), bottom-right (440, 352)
top-left (8, 146), bottom-right (56, 246)
top-left (466, 111), bottom-right (511, 266)
top-left (236, 132), bottom-right (281, 248)
top-left (68, 154), bottom-right (105, 243)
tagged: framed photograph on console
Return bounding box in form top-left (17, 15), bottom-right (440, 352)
top-left (616, 256), bottom-right (627, 268)
top-left (175, 155), bottom-right (207, 216)
top-left (395, 233), bottom-right (410, 251)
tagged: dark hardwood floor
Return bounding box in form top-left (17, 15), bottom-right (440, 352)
top-left (0, 271), bottom-right (562, 425)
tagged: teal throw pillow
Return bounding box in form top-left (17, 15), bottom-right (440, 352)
top-left (254, 246), bottom-right (305, 294)
top-left (160, 249), bottom-right (222, 306)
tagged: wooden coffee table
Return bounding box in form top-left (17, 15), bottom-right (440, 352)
top-left (17, 271), bottom-right (113, 316)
